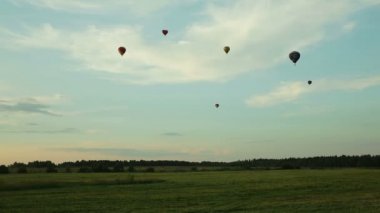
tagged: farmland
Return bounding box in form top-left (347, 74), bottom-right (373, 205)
top-left (1, 169), bottom-right (379, 212)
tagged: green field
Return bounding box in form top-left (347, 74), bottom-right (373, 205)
top-left (1, 169), bottom-right (379, 212)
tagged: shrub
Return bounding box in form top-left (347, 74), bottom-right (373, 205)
top-left (0, 165), bottom-right (9, 174)
top-left (145, 167), bottom-right (155, 173)
top-left (113, 163), bottom-right (124, 172)
top-left (92, 165), bottom-right (111, 173)
top-left (17, 167), bottom-right (27, 174)
top-left (281, 164), bottom-right (300, 170)
top-left (127, 166), bottom-right (135, 173)
top-left (46, 167), bottom-right (58, 173)
top-left (79, 167), bottom-right (92, 173)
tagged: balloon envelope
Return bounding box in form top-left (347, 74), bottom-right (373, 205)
top-left (162, 29), bottom-right (168, 36)
top-left (289, 51), bottom-right (300, 64)
top-left (118, 47), bottom-right (126, 56)
top-left (215, 103), bottom-right (220, 108)
top-left (224, 46), bottom-right (230, 54)
top-left (308, 80), bottom-right (312, 85)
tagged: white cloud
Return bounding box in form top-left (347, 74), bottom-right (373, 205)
top-left (2, 94), bottom-right (67, 105)
top-left (2, 0), bottom-right (379, 84)
top-left (246, 75), bottom-right (380, 107)
top-left (282, 105), bottom-right (335, 118)
top-left (0, 94), bottom-right (67, 116)
top-left (0, 119), bottom-right (18, 126)
top-left (11, 0), bottom-right (99, 10)
top-left (24, 94), bottom-right (68, 105)
top-left (10, 0), bottom-right (178, 15)
top-left (342, 21), bottom-right (356, 32)
top-left (246, 82), bottom-right (309, 107)
top-left (0, 128), bottom-right (81, 134)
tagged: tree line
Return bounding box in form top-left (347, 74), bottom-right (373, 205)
top-left (0, 155), bottom-right (379, 174)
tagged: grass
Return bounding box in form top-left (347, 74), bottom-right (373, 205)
top-left (0, 169), bottom-right (379, 212)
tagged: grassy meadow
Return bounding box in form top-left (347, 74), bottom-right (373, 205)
top-left (0, 169), bottom-right (379, 212)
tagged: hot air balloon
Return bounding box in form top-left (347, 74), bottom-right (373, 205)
top-left (289, 51), bottom-right (300, 65)
top-left (308, 80), bottom-right (312, 85)
top-left (224, 46), bottom-right (230, 54)
top-left (215, 103), bottom-right (220, 108)
top-left (162, 29), bottom-right (168, 36)
top-left (118, 47), bottom-right (126, 56)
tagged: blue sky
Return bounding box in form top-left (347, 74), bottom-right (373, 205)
top-left (1, 0), bottom-right (380, 164)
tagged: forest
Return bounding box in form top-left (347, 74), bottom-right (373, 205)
top-left (1, 155), bottom-right (379, 174)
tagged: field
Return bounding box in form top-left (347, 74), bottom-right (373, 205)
top-left (1, 169), bottom-right (380, 212)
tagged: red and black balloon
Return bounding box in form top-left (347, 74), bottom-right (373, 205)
top-left (118, 47), bottom-right (126, 56)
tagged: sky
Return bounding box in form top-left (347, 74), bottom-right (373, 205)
top-left (1, 0), bottom-right (380, 164)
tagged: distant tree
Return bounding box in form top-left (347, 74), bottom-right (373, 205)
top-left (28, 161), bottom-right (56, 168)
top-left (46, 166), bottom-right (58, 173)
top-left (65, 167), bottom-right (72, 173)
top-left (281, 164), bottom-right (299, 170)
top-left (0, 165), bottom-right (9, 174)
top-left (79, 167), bottom-right (92, 173)
top-left (127, 166), bottom-right (135, 173)
top-left (113, 163), bottom-right (124, 172)
top-left (93, 165), bottom-right (111, 173)
top-left (7, 154), bottom-right (380, 174)
top-left (17, 167), bottom-right (27, 174)
top-left (10, 162), bottom-right (27, 168)
top-left (191, 167), bottom-right (198, 171)
top-left (145, 167), bottom-right (155, 173)
top-left (9, 162), bottom-right (27, 173)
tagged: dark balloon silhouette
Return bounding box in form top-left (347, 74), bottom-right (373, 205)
top-left (224, 46), bottom-right (230, 54)
top-left (118, 47), bottom-right (126, 56)
top-left (289, 51), bottom-right (300, 64)
top-left (308, 80), bottom-right (312, 85)
top-left (215, 103), bottom-right (220, 108)
top-left (162, 29), bottom-right (168, 36)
